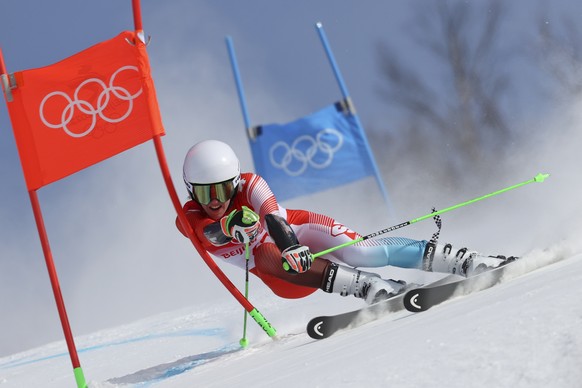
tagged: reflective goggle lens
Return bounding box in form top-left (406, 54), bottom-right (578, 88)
top-left (192, 180), bottom-right (236, 205)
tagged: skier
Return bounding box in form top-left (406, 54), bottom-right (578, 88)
top-left (176, 140), bottom-right (513, 305)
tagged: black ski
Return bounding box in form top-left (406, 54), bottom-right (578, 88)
top-left (307, 260), bottom-right (520, 339)
top-left (403, 260), bottom-right (518, 313)
top-left (306, 292), bottom-right (406, 340)
top-left (306, 276), bottom-right (456, 340)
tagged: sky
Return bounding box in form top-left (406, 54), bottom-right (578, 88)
top-left (1, 0), bottom-right (582, 359)
top-left (0, 246), bottom-right (580, 387)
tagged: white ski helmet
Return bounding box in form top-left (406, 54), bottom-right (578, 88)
top-left (183, 140), bottom-right (241, 204)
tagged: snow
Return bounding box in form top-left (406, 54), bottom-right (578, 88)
top-left (1, 241), bottom-right (581, 388)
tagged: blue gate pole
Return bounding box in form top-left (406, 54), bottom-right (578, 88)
top-left (315, 22), bottom-right (394, 217)
top-left (226, 36), bottom-right (253, 138)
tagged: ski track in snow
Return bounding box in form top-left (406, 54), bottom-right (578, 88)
top-left (1, 243), bottom-right (581, 388)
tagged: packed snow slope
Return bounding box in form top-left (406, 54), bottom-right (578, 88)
top-left (0, 241), bottom-right (580, 388)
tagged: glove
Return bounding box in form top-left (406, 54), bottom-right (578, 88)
top-left (282, 244), bottom-right (314, 274)
top-left (221, 206), bottom-right (260, 244)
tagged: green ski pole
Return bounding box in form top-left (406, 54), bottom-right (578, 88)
top-left (240, 242), bottom-right (251, 348)
top-left (311, 173), bottom-right (550, 260)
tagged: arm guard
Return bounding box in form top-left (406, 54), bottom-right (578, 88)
top-left (265, 213), bottom-right (299, 252)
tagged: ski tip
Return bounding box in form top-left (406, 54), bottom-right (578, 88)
top-left (307, 317), bottom-right (329, 340)
top-left (403, 289), bottom-right (427, 313)
top-left (534, 173), bottom-right (550, 183)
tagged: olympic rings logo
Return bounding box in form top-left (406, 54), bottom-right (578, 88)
top-left (39, 66), bottom-right (142, 138)
top-left (269, 128), bottom-right (344, 176)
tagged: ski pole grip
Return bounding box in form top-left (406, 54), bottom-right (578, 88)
top-left (282, 260), bottom-right (296, 274)
top-left (249, 308), bottom-right (277, 337)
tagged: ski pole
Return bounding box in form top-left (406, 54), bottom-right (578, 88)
top-left (240, 242), bottom-right (251, 348)
top-left (311, 173), bottom-right (550, 259)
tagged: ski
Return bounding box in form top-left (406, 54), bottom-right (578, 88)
top-left (403, 259), bottom-right (518, 313)
top-left (306, 276), bottom-right (456, 340)
top-left (306, 292), bottom-right (405, 340)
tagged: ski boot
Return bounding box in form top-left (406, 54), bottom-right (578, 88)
top-left (423, 242), bottom-right (517, 277)
top-left (321, 262), bottom-right (406, 304)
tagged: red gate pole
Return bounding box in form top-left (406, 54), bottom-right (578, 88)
top-left (29, 191), bottom-right (87, 387)
top-left (1, 48), bottom-right (87, 388)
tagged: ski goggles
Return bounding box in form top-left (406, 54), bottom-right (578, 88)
top-left (189, 178), bottom-right (238, 205)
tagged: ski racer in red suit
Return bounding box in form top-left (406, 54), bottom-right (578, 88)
top-left (177, 140), bottom-right (511, 304)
